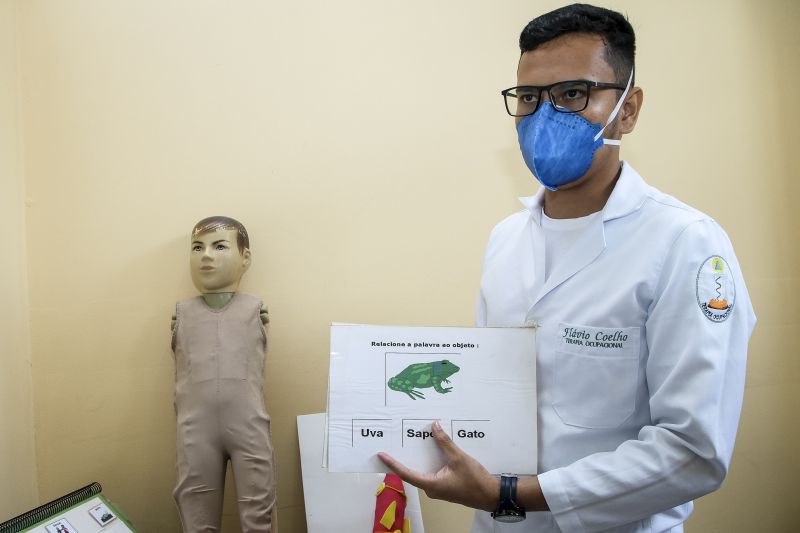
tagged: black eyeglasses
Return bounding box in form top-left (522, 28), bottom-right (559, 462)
top-left (501, 80), bottom-right (626, 117)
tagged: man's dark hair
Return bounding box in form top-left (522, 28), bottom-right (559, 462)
top-left (519, 3), bottom-right (635, 85)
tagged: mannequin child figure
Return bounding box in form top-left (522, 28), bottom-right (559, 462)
top-left (170, 216), bottom-right (276, 532)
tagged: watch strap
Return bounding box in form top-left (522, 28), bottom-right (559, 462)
top-left (492, 474), bottom-right (526, 522)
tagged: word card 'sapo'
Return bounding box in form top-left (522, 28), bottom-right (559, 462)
top-left (327, 324), bottom-right (537, 474)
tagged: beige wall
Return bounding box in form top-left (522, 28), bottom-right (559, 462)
top-left (3, 0), bottom-right (797, 531)
top-left (0, 0), bottom-right (39, 519)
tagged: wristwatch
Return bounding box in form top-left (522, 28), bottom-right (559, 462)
top-left (491, 474), bottom-right (526, 523)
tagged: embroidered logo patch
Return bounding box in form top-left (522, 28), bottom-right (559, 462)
top-left (696, 255), bottom-right (735, 322)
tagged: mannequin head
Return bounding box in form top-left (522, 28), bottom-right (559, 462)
top-left (189, 216), bottom-right (251, 294)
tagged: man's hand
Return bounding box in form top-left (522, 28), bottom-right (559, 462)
top-left (377, 420), bottom-right (499, 512)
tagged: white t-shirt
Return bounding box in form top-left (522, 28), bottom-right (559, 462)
top-left (540, 208), bottom-right (602, 282)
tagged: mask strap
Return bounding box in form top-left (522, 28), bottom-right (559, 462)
top-left (594, 68), bottom-right (634, 144)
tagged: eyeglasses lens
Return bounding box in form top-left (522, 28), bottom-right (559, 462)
top-left (550, 81), bottom-right (590, 113)
top-left (505, 88), bottom-right (540, 117)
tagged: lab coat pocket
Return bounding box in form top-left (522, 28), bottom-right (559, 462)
top-left (553, 323), bottom-right (641, 429)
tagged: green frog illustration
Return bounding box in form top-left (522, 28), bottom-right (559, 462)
top-left (387, 360), bottom-right (460, 400)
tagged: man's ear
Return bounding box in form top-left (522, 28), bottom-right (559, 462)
top-left (242, 248), bottom-right (252, 271)
top-left (618, 87), bottom-right (643, 135)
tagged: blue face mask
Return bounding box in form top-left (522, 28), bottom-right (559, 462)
top-left (516, 71), bottom-right (633, 191)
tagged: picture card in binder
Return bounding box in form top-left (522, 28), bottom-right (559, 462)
top-left (45, 519), bottom-right (75, 533)
top-left (327, 323), bottom-right (537, 474)
top-left (88, 502), bottom-right (116, 526)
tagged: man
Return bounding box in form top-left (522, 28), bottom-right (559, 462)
top-left (379, 4), bottom-right (755, 532)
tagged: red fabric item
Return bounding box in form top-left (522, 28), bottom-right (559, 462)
top-left (373, 473), bottom-right (407, 532)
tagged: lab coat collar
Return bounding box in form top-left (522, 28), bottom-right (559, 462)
top-left (519, 161), bottom-right (650, 311)
top-left (518, 161), bottom-right (649, 224)
top-left (602, 162), bottom-right (650, 222)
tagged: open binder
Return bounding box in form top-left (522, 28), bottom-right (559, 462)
top-left (0, 483), bottom-right (137, 533)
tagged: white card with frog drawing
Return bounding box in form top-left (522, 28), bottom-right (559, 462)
top-left (327, 323), bottom-right (537, 474)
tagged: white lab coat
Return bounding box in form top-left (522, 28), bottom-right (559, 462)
top-left (472, 162), bottom-right (755, 533)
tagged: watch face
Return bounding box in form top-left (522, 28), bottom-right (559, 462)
top-left (493, 511), bottom-right (526, 523)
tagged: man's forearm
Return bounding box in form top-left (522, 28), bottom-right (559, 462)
top-left (518, 476), bottom-right (550, 511)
